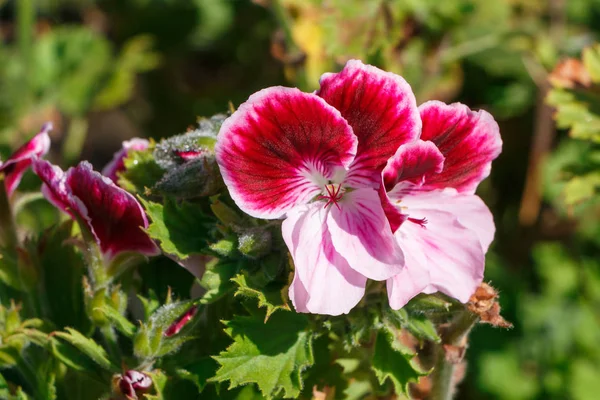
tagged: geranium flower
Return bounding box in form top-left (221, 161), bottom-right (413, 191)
top-left (0, 123), bottom-right (52, 196)
top-left (102, 138), bottom-right (150, 183)
top-left (216, 60), bottom-right (422, 315)
top-left (384, 101), bottom-right (502, 309)
top-left (32, 159), bottom-right (160, 261)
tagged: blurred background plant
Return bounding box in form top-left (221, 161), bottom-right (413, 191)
top-left (0, 0), bottom-right (599, 399)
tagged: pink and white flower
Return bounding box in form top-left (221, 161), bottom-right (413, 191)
top-left (102, 138), bottom-right (150, 183)
top-left (216, 60), bottom-right (422, 315)
top-left (384, 101), bottom-right (502, 309)
top-left (32, 159), bottom-right (160, 261)
top-left (0, 123), bottom-right (52, 196)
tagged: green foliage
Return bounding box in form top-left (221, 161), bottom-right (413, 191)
top-left (212, 310), bottom-right (314, 399)
top-left (231, 273), bottom-right (290, 320)
top-left (118, 146), bottom-right (165, 195)
top-left (141, 197), bottom-right (213, 260)
top-left (53, 328), bottom-right (117, 372)
top-left (371, 329), bottom-right (427, 396)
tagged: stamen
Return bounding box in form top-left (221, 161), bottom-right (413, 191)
top-left (408, 217), bottom-right (428, 228)
top-left (317, 184), bottom-right (344, 210)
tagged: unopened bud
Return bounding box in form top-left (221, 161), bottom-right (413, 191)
top-left (164, 305), bottom-right (199, 337)
top-left (153, 156), bottom-right (223, 198)
top-left (210, 238), bottom-right (237, 257)
top-left (114, 370), bottom-right (152, 400)
top-left (153, 113), bottom-right (227, 170)
top-left (237, 227), bottom-right (272, 260)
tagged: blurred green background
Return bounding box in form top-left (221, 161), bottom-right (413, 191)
top-left (1, 0), bottom-right (599, 399)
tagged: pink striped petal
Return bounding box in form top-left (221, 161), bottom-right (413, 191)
top-left (33, 159), bottom-right (159, 260)
top-left (419, 101), bottom-right (502, 194)
top-left (389, 184), bottom-right (486, 303)
top-left (102, 138), bottom-right (150, 183)
top-left (0, 123), bottom-right (52, 196)
top-left (216, 87), bottom-right (357, 219)
top-left (317, 60), bottom-right (421, 187)
top-left (327, 188), bottom-right (404, 280)
top-left (400, 187), bottom-right (495, 252)
top-left (282, 203), bottom-right (366, 315)
top-left (383, 140), bottom-right (444, 191)
top-left (386, 225), bottom-right (430, 310)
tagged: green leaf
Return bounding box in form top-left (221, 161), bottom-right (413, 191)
top-left (301, 334), bottom-right (348, 399)
top-left (231, 273), bottom-right (290, 320)
top-left (53, 328), bottom-right (116, 371)
top-left (176, 357), bottom-right (219, 393)
top-left (141, 197), bottom-right (213, 260)
top-left (118, 147), bottom-right (165, 195)
top-left (93, 305), bottom-right (136, 337)
top-left (200, 259), bottom-right (239, 304)
top-left (35, 221), bottom-right (90, 331)
top-left (371, 329), bottom-right (427, 396)
top-left (583, 44), bottom-right (600, 83)
top-left (211, 310), bottom-right (314, 399)
top-left (563, 172), bottom-right (600, 205)
top-left (384, 308), bottom-right (440, 343)
top-left (93, 35), bottom-right (160, 110)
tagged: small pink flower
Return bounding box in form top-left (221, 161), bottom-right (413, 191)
top-left (0, 123), bottom-right (52, 196)
top-left (383, 101), bottom-right (502, 309)
top-left (216, 60), bottom-right (422, 315)
top-left (32, 159), bottom-right (160, 261)
top-left (102, 138), bottom-right (150, 183)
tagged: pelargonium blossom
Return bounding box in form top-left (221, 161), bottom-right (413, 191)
top-left (102, 138), bottom-right (150, 183)
top-left (0, 123), bottom-right (52, 196)
top-left (32, 159), bottom-right (160, 261)
top-left (384, 101), bottom-right (502, 309)
top-left (216, 60), bottom-right (422, 315)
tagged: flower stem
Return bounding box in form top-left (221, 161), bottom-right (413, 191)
top-left (0, 178), bottom-right (18, 249)
top-left (430, 308), bottom-right (479, 400)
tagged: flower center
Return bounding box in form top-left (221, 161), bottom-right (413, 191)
top-left (317, 183), bottom-right (344, 210)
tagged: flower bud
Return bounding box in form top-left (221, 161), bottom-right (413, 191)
top-left (114, 370), bottom-right (152, 400)
top-left (153, 156), bottom-right (223, 198)
top-left (237, 227), bottom-right (272, 260)
top-left (164, 305), bottom-right (199, 337)
top-left (151, 114), bottom-right (228, 199)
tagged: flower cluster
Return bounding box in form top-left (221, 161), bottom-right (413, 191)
top-left (0, 125), bottom-right (158, 263)
top-left (216, 60), bottom-right (501, 315)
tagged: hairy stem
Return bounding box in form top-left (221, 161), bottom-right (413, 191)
top-left (430, 309), bottom-right (479, 400)
top-left (0, 178), bottom-right (17, 249)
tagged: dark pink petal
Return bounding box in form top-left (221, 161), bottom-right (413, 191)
top-left (33, 159), bottom-right (160, 260)
top-left (0, 123), bottom-right (52, 196)
top-left (317, 60), bottom-right (420, 186)
top-left (378, 183), bottom-right (407, 234)
top-left (66, 162), bottom-right (160, 259)
top-left (102, 138), bottom-right (149, 183)
top-left (32, 159), bottom-right (76, 218)
top-left (382, 140), bottom-right (444, 191)
top-left (327, 188), bottom-right (404, 280)
top-left (282, 204), bottom-right (366, 315)
top-left (388, 183), bottom-right (487, 303)
top-left (419, 101), bottom-right (502, 193)
top-left (216, 87), bottom-right (357, 219)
